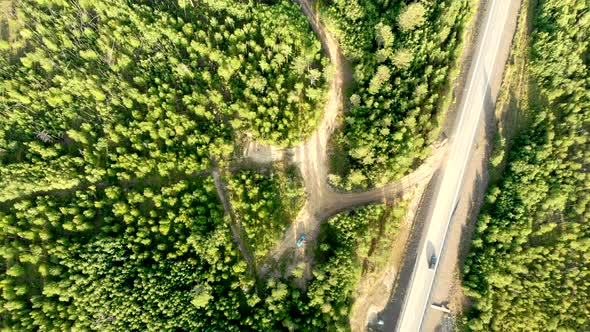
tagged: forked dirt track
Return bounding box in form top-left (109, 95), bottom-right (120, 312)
top-left (238, 0), bottom-right (445, 280)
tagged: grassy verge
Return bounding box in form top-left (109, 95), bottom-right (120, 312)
top-left (327, 128), bottom-right (351, 190)
top-left (359, 201), bottom-right (406, 273)
top-left (487, 0), bottom-right (534, 183)
top-left (428, 0), bottom-right (480, 145)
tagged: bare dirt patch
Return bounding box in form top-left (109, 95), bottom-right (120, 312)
top-left (349, 184), bottom-right (426, 332)
top-left (252, 0), bottom-right (449, 288)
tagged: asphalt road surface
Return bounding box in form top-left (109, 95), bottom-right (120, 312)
top-left (395, 1), bottom-right (519, 331)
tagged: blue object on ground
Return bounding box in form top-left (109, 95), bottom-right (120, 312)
top-left (296, 235), bottom-right (306, 247)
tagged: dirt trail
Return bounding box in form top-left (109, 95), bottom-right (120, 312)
top-left (262, 141), bottom-right (446, 278)
top-left (317, 142), bottom-right (446, 220)
top-left (287, 0), bottom-right (349, 279)
top-left (211, 166), bottom-right (256, 277)
top-left (252, 0), bottom-right (446, 280)
top-left (253, 0), bottom-right (351, 278)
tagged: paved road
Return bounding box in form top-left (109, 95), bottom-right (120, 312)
top-left (395, 1), bottom-right (518, 331)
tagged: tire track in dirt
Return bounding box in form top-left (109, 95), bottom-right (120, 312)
top-left (210, 160), bottom-right (256, 279)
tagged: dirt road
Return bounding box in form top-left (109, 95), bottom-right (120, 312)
top-left (390, 0), bottom-right (522, 331)
top-left (256, 0), bottom-right (352, 278)
top-left (263, 142), bottom-right (446, 278)
top-left (253, 0), bottom-right (445, 281)
top-left (289, 0), bottom-right (349, 264)
top-left (211, 167), bottom-right (256, 277)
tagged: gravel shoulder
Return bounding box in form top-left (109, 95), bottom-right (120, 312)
top-left (422, 1), bottom-right (523, 330)
top-left (375, 0), bottom-right (523, 330)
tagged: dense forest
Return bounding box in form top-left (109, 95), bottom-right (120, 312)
top-left (463, 0), bottom-right (590, 330)
top-left (227, 167), bottom-right (304, 261)
top-left (11, 0), bottom-right (585, 330)
top-left (0, 0), bottom-right (414, 330)
top-left (0, 0), bottom-right (323, 330)
top-left (0, 177), bottom-right (244, 330)
top-left (0, 176), bottom-right (400, 330)
top-left (324, 0), bottom-right (473, 189)
top-left (0, 0), bottom-right (326, 201)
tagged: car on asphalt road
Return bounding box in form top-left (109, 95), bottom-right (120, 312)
top-left (429, 254), bottom-right (437, 270)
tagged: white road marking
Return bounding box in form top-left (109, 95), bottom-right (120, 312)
top-left (395, 0), bottom-right (516, 331)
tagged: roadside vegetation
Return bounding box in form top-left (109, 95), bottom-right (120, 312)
top-left (463, 0), bottom-right (590, 330)
top-left (309, 204), bottom-right (404, 329)
top-left (324, 0), bottom-right (474, 189)
top-left (486, 0), bottom-right (533, 184)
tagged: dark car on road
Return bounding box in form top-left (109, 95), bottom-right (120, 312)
top-left (429, 254), bottom-right (437, 270)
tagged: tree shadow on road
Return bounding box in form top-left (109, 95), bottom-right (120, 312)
top-left (371, 67), bottom-right (498, 331)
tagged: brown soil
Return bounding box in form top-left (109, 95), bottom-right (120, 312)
top-left (349, 184), bottom-right (426, 332)
top-left (244, 0), bottom-right (448, 287)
